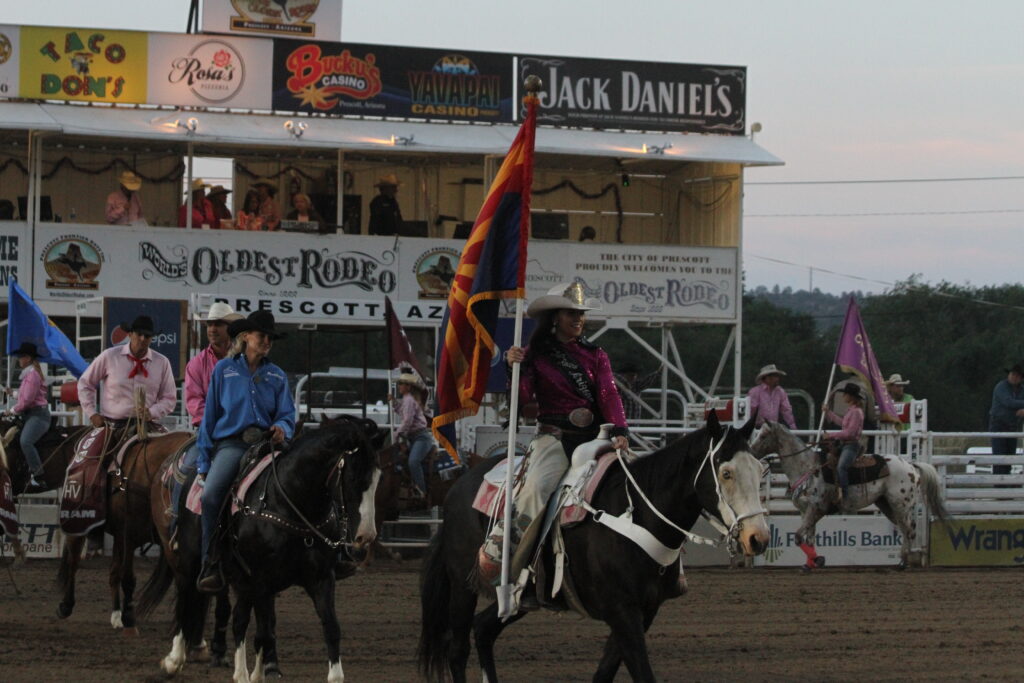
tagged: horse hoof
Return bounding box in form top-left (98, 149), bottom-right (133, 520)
top-left (56, 602), bottom-right (73, 619)
top-left (210, 654), bottom-right (230, 669)
top-left (122, 626), bottom-right (140, 637)
top-left (895, 561), bottom-right (907, 571)
top-left (264, 662), bottom-right (283, 678)
top-left (799, 565), bottom-right (812, 574)
top-left (813, 556), bottom-right (826, 568)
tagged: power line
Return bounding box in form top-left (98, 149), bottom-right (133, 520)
top-left (747, 208), bottom-right (1024, 218)
top-left (746, 175), bottom-right (1024, 186)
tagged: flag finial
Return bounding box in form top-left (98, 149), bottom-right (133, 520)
top-left (524, 75), bottom-right (543, 94)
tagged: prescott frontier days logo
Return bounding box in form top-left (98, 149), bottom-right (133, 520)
top-left (230, 0), bottom-right (321, 36)
top-left (41, 235), bottom-right (103, 290)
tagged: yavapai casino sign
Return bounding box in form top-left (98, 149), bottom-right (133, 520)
top-left (519, 55), bottom-right (745, 134)
top-left (139, 241), bottom-right (397, 293)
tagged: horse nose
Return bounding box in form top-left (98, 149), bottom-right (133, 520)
top-left (741, 524), bottom-right (770, 556)
top-left (748, 535), bottom-right (765, 554)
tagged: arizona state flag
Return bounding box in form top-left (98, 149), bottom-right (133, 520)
top-left (432, 95), bottom-right (538, 462)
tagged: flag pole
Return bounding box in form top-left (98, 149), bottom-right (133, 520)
top-left (816, 363), bottom-right (837, 440)
top-left (497, 74), bottom-right (541, 619)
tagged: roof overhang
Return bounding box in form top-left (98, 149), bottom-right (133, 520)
top-left (0, 101), bottom-right (783, 167)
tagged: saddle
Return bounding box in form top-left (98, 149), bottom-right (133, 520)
top-left (183, 441), bottom-right (279, 517)
top-left (0, 468), bottom-right (17, 538)
top-left (818, 445), bottom-right (890, 486)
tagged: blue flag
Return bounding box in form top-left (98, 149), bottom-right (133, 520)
top-left (6, 279), bottom-right (89, 378)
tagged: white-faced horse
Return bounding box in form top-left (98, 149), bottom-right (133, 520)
top-left (750, 421), bottom-right (950, 569)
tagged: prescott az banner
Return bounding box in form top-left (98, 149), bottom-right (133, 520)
top-left (19, 26), bottom-right (148, 104)
top-left (272, 40), bottom-right (513, 122)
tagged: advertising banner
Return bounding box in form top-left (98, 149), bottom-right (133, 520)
top-left (272, 40), bottom-right (512, 123)
top-left (19, 27), bottom-right (147, 104)
top-left (930, 517), bottom-right (1024, 567)
top-left (0, 25), bottom-right (19, 98)
top-left (203, 0), bottom-right (342, 41)
top-left (754, 515), bottom-right (903, 567)
top-left (31, 225), bottom-right (739, 324)
top-left (0, 222), bottom-right (29, 298)
top-left (1, 500), bottom-right (63, 559)
top-left (103, 297), bottom-right (187, 380)
top-left (518, 55), bottom-right (746, 134)
top-left (147, 33), bottom-right (273, 109)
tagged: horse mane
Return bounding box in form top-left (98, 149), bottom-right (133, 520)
top-left (291, 416), bottom-right (377, 491)
top-left (625, 424), bottom-right (747, 490)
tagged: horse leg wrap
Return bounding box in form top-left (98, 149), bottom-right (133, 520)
top-left (799, 543), bottom-right (819, 567)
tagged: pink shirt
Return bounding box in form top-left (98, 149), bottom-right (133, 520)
top-left (747, 383), bottom-right (796, 429)
top-left (826, 406), bottom-right (864, 442)
top-left (518, 340), bottom-right (627, 429)
top-left (105, 190), bottom-right (143, 225)
top-left (394, 393), bottom-right (428, 436)
top-left (13, 366), bottom-right (48, 413)
top-left (184, 344), bottom-right (225, 427)
top-left (78, 344), bottom-right (176, 421)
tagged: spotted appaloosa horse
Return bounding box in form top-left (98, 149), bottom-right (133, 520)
top-left (750, 421), bottom-right (951, 569)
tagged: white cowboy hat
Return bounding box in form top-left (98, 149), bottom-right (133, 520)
top-left (196, 302), bottom-right (244, 323)
top-left (756, 364), bottom-right (787, 382)
top-left (397, 371), bottom-right (424, 388)
top-left (526, 282), bottom-right (601, 318)
top-left (885, 373), bottom-right (910, 386)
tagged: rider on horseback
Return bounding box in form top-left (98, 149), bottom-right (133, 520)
top-left (822, 383), bottom-right (865, 503)
top-left (195, 311), bottom-right (295, 594)
top-left (5, 342), bottom-right (50, 492)
top-left (478, 282), bottom-right (629, 580)
top-left (390, 371), bottom-right (433, 499)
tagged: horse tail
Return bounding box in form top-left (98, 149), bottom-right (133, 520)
top-left (417, 529), bottom-right (451, 681)
top-left (913, 462), bottom-right (953, 528)
top-left (137, 547), bottom-right (173, 620)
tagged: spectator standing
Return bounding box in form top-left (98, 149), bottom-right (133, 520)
top-left (105, 171), bottom-right (144, 225)
top-left (988, 363), bottom-right (1024, 475)
top-left (885, 373), bottom-right (915, 432)
top-left (368, 173), bottom-right (403, 235)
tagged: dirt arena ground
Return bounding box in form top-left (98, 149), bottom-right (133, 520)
top-left (0, 556), bottom-right (1022, 682)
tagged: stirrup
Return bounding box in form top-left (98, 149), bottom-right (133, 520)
top-left (196, 561), bottom-right (224, 594)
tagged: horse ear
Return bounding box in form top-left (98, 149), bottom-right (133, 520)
top-left (738, 413), bottom-right (757, 440)
top-left (706, 409), bottom-right (722, 439)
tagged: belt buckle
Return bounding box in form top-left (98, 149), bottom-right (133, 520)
top-left (568, 408), bottom-right (594, 429)
top-left (241, 426), bottom-right (265, 445)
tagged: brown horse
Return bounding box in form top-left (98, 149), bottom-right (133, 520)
top-left (56, 427), bottom-right (193, 633)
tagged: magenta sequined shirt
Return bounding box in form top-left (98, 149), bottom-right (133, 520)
top-left (518, 339), bottom-right (628, 431)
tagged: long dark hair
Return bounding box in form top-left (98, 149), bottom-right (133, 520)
top-left (525, 310), bottom-right (559, 364)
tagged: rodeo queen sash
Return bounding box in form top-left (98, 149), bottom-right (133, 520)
top-left (545, 340), bottom-right (602, 428)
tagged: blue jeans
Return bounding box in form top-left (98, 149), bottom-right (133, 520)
top-left (837, 442), bottom-right (858, 492)
top-left (20, 406), bottom-right (51, 475)
top-left (991, 434), bottom-right (1018, 475)
top-left (406, 429), bottom-right (434, 493)
top-left (200, 438), bottom-right (247, 563)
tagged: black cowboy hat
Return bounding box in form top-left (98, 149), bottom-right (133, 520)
top-left (119, 315), bottom-right (156, 335)
top-left (228, 310), bottom-right (286, 340)
top-left (1005, 363), bottom-right (1024, 375)
top-left (9, 341), bottom-right (39, 358)
top-left (838, 383), bottom-right (863, 400)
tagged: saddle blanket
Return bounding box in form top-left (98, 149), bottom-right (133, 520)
top-left (559, 452), bottom-right (619, 526)
top-left (822, 454), bottom-right (890, 486)
top-left (59, 428), bottom-right (120, 536)
top-left (471, 456), bottom-right (525, 518)
top-left (184, 451), bottom-right (281, 517)
top-left (0, 468), bottom-right (17, 538)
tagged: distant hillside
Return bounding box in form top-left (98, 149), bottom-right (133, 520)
top-left (747, 285), bottom-right (869, 329)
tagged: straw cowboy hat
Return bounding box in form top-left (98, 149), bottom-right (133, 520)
top-left (374, 173), bottom-right (401, 187)
top-left (195, 301), bottom-right (243, 323)
top-left (526, 282), bottom-right (601, 318)
top-left (118, 170), bottom-right (142, 191)
top-left (189, 178), bottom-right (210, 192)
top-left (885, 373), bottom-right (910, 386)
top-left (228, 310), bottom-right (286, 340)
top-left (756, 364), bottom-right (787, 382)
top-left (9, 341), bottom-right (40, 358)
top-left (397, 371), bottom-right (425, 388)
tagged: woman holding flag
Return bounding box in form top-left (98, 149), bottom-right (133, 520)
top-left (5, 342), bottom-right (50, 492)
top-left (822, 383), bottom-right (865, 503)
top-left (478, 282), bottom-right (630, 578)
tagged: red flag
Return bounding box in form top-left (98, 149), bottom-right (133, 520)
top-left (834, 297), bottom-right (899, 422)
top-left (431, 95), bottom-right (538, 462)
top-left (384, 296), bottom-right (423, 377)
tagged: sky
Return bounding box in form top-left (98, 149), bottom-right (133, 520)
top-left (6, 1), bottom-right (1023, 295)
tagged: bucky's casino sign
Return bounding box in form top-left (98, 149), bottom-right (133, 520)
top-left (272, 40), bottom-right (512, 123)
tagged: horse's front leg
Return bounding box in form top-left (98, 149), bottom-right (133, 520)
top-left (109, 535), bottom-right (125, 629)
top-left (232, 592), bottom-right (254, 683)
top-left (473, 601), bottom-right (527, 682)
top-left (304, 573), bottom-right (343, 682)
top-left (592, 601), bottom-right (658, 683)
top-left (797, 505), bottom-right (827, 571)
top-left (56, 534), bottom-right (85, 618)
top-left (601, 604), bottom-right (656, 682)
top-left (120, 543), bottom-right (138, 634)
top-left (210, 588), bottom-right (232, 668)
top-left (255, 593), bottom-right (281, 678)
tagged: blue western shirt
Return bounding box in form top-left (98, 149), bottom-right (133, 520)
top-left (989, 379), bottom-right (1024, 431)
top-left (196, 354), bottom-right (295, 474)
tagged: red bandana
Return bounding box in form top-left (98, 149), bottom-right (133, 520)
top-left (128, 355), bottom-right (149, 378)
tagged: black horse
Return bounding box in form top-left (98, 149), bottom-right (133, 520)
top-left (0, 414), bottom-right (88, 495)
top-left (418, 413), bottom-right (770, 682)
top-left (139, 416), bottom-right (382, 681)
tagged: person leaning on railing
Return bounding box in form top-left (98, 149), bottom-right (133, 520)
top-left (988, 362), bottom-right (1024, 475)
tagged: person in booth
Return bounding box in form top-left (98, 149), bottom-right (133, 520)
top-left (822, 383), bottom-right (865, 504)
top-left (195, 311), bottom-right (294, 593)
top-left (286, 192), bottom-right (325, 230)
top-left (252, 179), bottom-right (281, 231)
top-left (748, 364), bottom-right (797, 429)
top-left (368, 173), bottom-right (403, 235)
top-left (478, 282), bottom-right (629, 582)
top-left (4, 342), bottom-right (51, 492)
top-left (208, 186), bottom-right (233, 225)
top-left (236, 189), bottom-right (264, 231)
top-left (178, 179), bottom-right (218, 228)
top-left (105, 170), bottom-right (144, 225)
top-left (78, 315), bottom-right (176, 430)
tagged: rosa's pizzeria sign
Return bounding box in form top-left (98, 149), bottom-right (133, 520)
top-left (147, 34), bottom-right (272, 109)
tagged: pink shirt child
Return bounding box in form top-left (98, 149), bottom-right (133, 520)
top-left (825, 406), bottom-right (864, 442)
top-left (13, 366), bottom-right (48, 413)
top-left (78, 344), bottom-right (176, 421)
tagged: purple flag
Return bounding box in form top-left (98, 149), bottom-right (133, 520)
top-left (834, 297), bottom-right (899, 422)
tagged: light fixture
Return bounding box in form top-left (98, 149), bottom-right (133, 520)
top-left (390, 134), bottom-right (415, 147)
top-left (641, 142), bottom-right (672, 155)
top-left (284, 120), bottom-right (308, 139)
top-left (750, 122), bottom-right (763, 141)
top-left (175, 117), bottom-right (198, 134)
